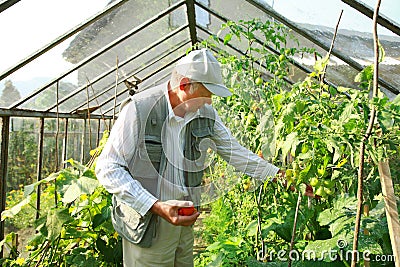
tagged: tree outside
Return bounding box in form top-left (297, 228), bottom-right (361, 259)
top-left (0, 80), bottom-right (21, 108)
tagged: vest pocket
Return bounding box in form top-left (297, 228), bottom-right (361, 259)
top-left (191, 127), bottom-right (214, 139)
top-left (144, 141), bottom-right (162, 163)
top-left (191, 127), bottom-right (213, 164)
top-left (131, 138), bottom-right (163, 195)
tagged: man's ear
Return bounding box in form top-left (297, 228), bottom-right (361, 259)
top-left (179, 77), bottom-right (190, 91)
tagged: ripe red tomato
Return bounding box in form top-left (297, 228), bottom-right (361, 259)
top-left (178, 206), bottom-right (197, 216)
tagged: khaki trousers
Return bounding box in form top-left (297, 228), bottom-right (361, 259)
top-left (123, 218), bottom-right (194, 267)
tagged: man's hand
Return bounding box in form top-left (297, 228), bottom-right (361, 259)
top-left (150, 200), bottom-right (200, 226)
top-left (277, 169), bottom-right (286, 178)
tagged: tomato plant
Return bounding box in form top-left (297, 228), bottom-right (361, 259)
top-left (195, 18), bottom-right (400, 266)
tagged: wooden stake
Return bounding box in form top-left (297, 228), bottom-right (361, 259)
top-left (378, 161), bottom-right (400, 267)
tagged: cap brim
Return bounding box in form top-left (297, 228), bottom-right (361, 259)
top-left (203, 83), bottom-right (232, 97)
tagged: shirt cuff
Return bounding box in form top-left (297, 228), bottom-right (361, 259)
top-left (261, 163), bottom-right (280, 181)
top-left (132, 190), bottom-right (159, 217)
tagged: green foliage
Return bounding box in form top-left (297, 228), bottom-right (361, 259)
top-left (195, 18), bottom-right (400, 266)
top-left (2, 17), bottom-right (400, 267)
top-left (7, 122), bottom-right (38, 190)
top-left (1, 159), bottom-right (122, 267)
top-left (304, 195), bottom-right (389, 262)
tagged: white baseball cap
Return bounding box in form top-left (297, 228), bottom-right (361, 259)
top-left (174, 49), bottom-right (232, 97)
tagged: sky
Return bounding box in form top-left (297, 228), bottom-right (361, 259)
top-left (264, 0), bottom-right (400, 36)
top-left (0, 0), bottom-right (399, 96)
top-left (0, 0), bottom-right (109, 94)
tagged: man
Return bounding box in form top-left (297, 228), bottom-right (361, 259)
top-left (95, 48), bottom-right (283, 266)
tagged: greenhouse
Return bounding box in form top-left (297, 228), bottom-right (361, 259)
top-left (0, 0), bottom-right (399, 266)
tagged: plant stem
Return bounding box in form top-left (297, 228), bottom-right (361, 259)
top-left (288, 191), bottom-right (302, 267)
top-left (351, 1), bottom-right (381, 266)
top-left (320, 10), bottom-right (343, 85)
top-left (257, 184), bottom-right (264, 259)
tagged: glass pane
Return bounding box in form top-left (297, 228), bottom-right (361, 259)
top-left (0, 0), bottom-right (110, 74)
top-left (204, 0), bottom-right (399, 98)
top-left (1, 0), bottom-right (183, 111)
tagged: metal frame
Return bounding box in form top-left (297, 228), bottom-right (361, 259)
top-left (186, 0), bottom-right (198, 45)
top-left (47, 24), bottom-right (189, 113)
top-left (8, 0), bottom-right (186, 110)
top-left (35, 118), bottom-right (44, 220)
top-left (0, 0), bottom-right (129, 81)
top-left (342, 0), bottom-right (400, 36)
top-left (2, 0), bottom-right (398, 118)
top-left (81, 40), bottom-right (190, 115)
top-left (0, 0), bottom-right (20, 13)
top-left (244, 0), bottom-right (399, 95)
top-left (0, 108), bottom-right (111, 119)
top-left (101, 53), bottom-right (185, 115)
top-left (0, 116), bottom-right (10, 255)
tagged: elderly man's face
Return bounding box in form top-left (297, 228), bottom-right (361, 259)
top-left (182, 83), bottom-right (212, 113)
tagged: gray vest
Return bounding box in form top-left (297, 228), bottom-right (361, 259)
top-left (124, 83), bottom-right (215, 198)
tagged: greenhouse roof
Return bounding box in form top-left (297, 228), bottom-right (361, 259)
top-left (0, 0), bottom-right (399, 120)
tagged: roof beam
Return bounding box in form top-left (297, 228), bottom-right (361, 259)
top-left (103, 71), bottom-right (172, 115)
top-left (0, 0), bottom-right (20, 13)
top-left (342, 0), bottom-right (400, 36)
top-left (0, 0), bottom-right (129, 81)
top-left (244, 0), bottom-right (399, 95)
top-left (197, 25), bottom-right (293, 86)
top-left (8, 0), bottom-right (186, 109)
top-left (195, 4), bottom-right (347, 97)
top-left (70, 39), bottom-right (190, 114)
top-left (45, 24), bottom-right (189, 112)
top-left (100, 55), bottom-right (183, 115)
top-left (186, 0), bottom-right (198, 45)
top-left (196, 2), bottom-right (309, 81)
top-left (0, 108), bottom-right (112, 119)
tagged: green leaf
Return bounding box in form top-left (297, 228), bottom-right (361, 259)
top-left (93, 214), bottom-right (106, 229)
top-left (245, 220), bottom-right (258, 236)
top-left (329, 215), bottom-right (353, 236)
top-left (272, 94), bottom-right (283, 112)
top-left (66, 158), bottom-right (86, 171)
top-left (338, 102), bottom-right (354, 124)
top-left (24, 172), bottom-right (60, 197)
top-left (378, 41), bottom-right (385, 63)
top-left (303, 235), bottom-right (349, 261)
top-left (325, 138), bottom-right (341, 164)
top-left (207, 251), bottom-right (224, 267)
top-left (206, 241), bottom-right (222, 251)
top-left (0, 232), bottom-right (17, 253)
top-left (359, 235), bottom-right (382, 254)
top-left (102, 205), bottom-right (111, 220)
top-left (318, 208), bottom-right (341, 226)
top-left (355, 65), bottom-right (373, 89)
top-left (62, 176), bottom-right (99, 204)
top-left (96, 237), bottom-right (114, 262)
top-left (46, 208), bottom-right (73, 241)
top-left (314, 55), bottom-right (329, 74)
top-left (1, 195), bottom-right (32, 221)
top-left (82, 168), bottom-right (96, 179)
top-left (281, 132), bottom-right (300, 157)
top-left (223, 33), bottom-right (232, 44)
